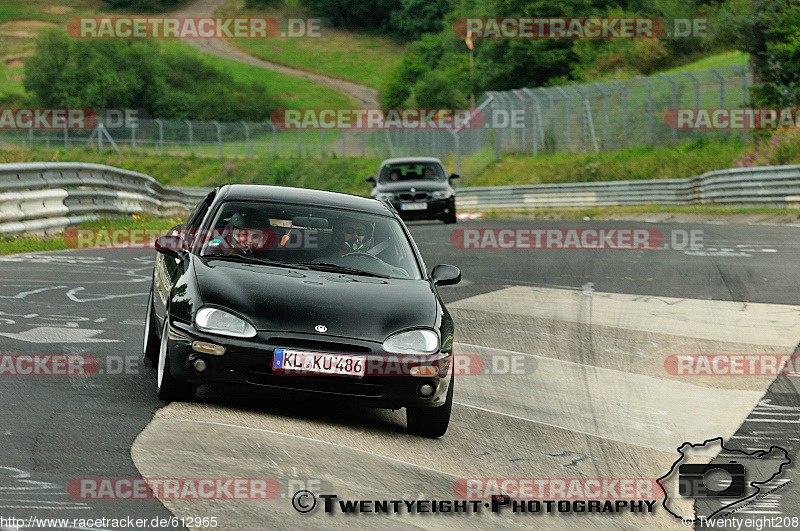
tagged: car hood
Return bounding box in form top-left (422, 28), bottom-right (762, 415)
top-left (373, 180), bottom-right (450, 194)
top-left (193, 257), bottom-right (437, 342)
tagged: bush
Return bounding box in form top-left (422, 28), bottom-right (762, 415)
top-left (23, 31), bottom-right (278, 121)
top-left (104, 0), bottom-right (183, 11)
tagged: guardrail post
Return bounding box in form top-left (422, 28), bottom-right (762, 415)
top-left (659, 73), bottom-right (678, 142)
top-left (155, 119), bottom-right (164, 154)
top-left (709, 68), bottom-right (725, 108)
top-left (212, 121), bottom-right (222, 158)
top-left (241, 121), bottom-right (252, 158)
top-left (636, 76), bottom-right (654, 145)
top-left (185, 119), bottom-right (193, 156)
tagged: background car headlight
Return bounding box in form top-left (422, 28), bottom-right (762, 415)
top-left (376, 192), bottom-right (395, 200)
top-left (383, 329), bottom-right (439, 354)
top-left (431, 190), bottom-right (453, 200)
top-left (195, 308), bottom-right (256, 338)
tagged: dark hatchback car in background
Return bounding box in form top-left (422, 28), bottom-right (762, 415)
top-left (143, 184), bottom-right (462, 438)
top-left (367, 157), bottom-right (459, 224)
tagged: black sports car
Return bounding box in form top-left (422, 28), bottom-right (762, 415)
top-left (367, 157), bottom-right (459, 224)
top-left (143, 184), bottom-right (461, 438)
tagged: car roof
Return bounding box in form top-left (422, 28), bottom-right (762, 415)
top-left (218, 184), bottom-right (393, 216)
top-left (379, 157), bottom-right (444, 166)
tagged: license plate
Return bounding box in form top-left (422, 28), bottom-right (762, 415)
top-left (400, 202), bottom-right (427, 211)
top-left (273, 349), bottom-right (366, 377)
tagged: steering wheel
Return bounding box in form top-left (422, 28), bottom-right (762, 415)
top-left (341, 251), bottom-right (384, 262)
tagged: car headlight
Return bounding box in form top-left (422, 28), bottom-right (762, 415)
top-left (376, 192), bottom-right (395, 200)
top-left (383, 329), bottom-right (439, 354)
top-left (431, 190), bottom-right (453, 200)
top-left (195, 308), bottom-right (256, 338)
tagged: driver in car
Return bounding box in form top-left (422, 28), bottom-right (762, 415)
top-left (335, 219), bottom-right (373, 256)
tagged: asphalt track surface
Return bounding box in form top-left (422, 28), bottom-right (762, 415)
top-left (0, 219), bottom-right (798, 530)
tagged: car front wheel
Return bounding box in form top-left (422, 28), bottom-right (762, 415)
top-left (157, 318), bottom-right (197, 402)
top-left (142, 287), bottom-right (159, 367)
top-left (406, 377), bottom-right (453, 438)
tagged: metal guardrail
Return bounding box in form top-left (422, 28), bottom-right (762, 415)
top-left (455, 165), bottom-right (800, 210)
top-left (0, 162), bottom-right (209, 234)
top-left (3, 162), bottom-right (800, 235)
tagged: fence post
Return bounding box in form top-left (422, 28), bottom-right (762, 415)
top-left (29, 128), bottom-right (33, 151)
top-left (659, 73), bottom-right (678, 142)
top-left (593, 82), bottom-right (610, 149)
top-left (130, 120), bottom-right (137, 152)
top-left (684, 71), bottom-right (700, 109)
top-left (98, 123), bottom-right (104, 151)
top-left (297, 129), bottom-right (302, 157)
top-left (185, 119), bottom-right (193, 156)
top-left (155, 119), bottom-right (164, 154)
top-left (613, 81), bottom-right (628, 146)
top-left (554, 86), bottom-right (570, 151)
top-left (241, 121), bottom-right (251, 158)
top-left (64, 123), bottom-right (69, 149)
top-left (636, 76), bottom-right (654, 145)
top-left (523, 88), bottom-right (544, 155)
top-left (733, 64), bottom-right (749, 143)
top-left (212, 121), bottom-right (222, 158)
top-left (709, 68), bottom-right (725, 108)
top-left (320, 129), bottom-right (325, 157)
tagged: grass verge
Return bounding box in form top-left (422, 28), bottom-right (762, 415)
top-left (0, 214), bottom-right (181, 256)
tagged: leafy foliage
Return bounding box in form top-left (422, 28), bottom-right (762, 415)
top-left (24, 31), bottom-right (278, 121)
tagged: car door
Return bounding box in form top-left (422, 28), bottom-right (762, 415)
top-left (153, 190), bottom-right (216, 326)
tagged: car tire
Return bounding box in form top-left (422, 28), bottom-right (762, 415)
top-left (157, 318), bottom-right (196, 402)
top-left (142, 287), bottom-right (159, 368)
top-left (406, 377), bottom-right (454, 438)
top-left (444, 211), bottom-right (457, 224)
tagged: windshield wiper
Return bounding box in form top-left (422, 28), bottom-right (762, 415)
top-left (295, 262), bottom-right (390, 278)
top-left (204, 253), bottom-right (310, 270)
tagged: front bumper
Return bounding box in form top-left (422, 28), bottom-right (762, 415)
top-left (165, 320), bottom-right (453, 409)
top-left (389, 198), bottom-right (455, 221)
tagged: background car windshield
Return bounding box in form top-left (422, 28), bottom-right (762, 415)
top-left (200, 201), bottom-right (421, 279)
top-left (379, 162), bottom-right (446, 182)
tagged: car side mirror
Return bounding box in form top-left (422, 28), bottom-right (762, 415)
top-left (366, 176), bottom-right (376, 186)
top-left (155, 234), bottom-right (185, 259)
top-left (431, 264), bottom-right (461, 286)
top-left (449, 173), bottom-right (460, 182)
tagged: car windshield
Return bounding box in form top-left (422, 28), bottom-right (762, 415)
top-left (379, 162), bottom-right (446, 183)
top-left (199, 200), bottom-right (422, 280)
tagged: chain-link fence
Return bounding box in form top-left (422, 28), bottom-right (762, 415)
top-left (1, 64), bottom-right (750, 171)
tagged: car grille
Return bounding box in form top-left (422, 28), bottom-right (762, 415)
top-left (397, 192), bottom-right (430, 202)
top-left (267, 337), bottom-right (372, 354)
top-left (246, 364), bottom-right (384, 397)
